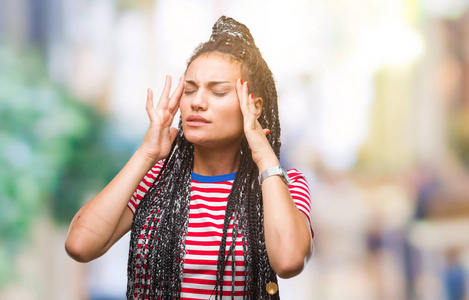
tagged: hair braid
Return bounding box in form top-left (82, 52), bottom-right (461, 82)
top-left (127, 127), bottom-right (193, 299)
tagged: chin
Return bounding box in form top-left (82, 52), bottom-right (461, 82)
top-left (183, 131), bottom-right (208, 145)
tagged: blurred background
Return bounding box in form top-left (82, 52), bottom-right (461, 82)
top-left (1, 0), bottom-right (469, 299)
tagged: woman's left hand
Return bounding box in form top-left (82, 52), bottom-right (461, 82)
top-left (236, 79), bottom-right (279, 172)
top-left (236, 79), bottom-right (313, 278)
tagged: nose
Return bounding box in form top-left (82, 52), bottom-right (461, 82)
top-left (190, 89), bottom-right (208, 111)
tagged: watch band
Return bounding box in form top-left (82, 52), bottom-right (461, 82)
top-left (260, 165), bottom-right (290, 185)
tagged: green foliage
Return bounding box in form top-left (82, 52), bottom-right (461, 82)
top-left (52, 113), bottom-right (131, 224)
top-left (0, 45), bottom-right (131, 286)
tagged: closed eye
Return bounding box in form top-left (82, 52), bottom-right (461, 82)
top-left (213, 92), bottom-right (228, 97)
top-left (184, 90), bottom-right (196, 95)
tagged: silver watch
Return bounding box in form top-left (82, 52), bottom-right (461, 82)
top-left (260, 165), bottom-right (290, 185)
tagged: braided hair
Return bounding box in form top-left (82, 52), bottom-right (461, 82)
top-left (127, 16), bottom-right (281, 299)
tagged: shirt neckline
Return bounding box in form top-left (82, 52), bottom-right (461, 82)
top-left (192, 171), bottom-right (237, 183)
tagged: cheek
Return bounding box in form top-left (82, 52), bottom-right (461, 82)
top-left (179, 99), bottom-right (190, 116)
top-left (223, 105), bottom-right (244, 131)
top-left (179, 100), bottom-right (190, 131)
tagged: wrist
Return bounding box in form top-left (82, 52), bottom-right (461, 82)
top-left (256, 154), bottom-right (280, 174)
top-left (134, 148), bottom-right (160, 169)
top-left (260, 165), bottom-right (291, 185)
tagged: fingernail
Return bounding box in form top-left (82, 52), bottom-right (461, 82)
top-left (240, 78), bottom-right (243, 84)
top-left (246, 81), bottom-right (249, 88)
top-left (250, 93), bottom-right (253, 100)
top-left (266, 129), bottom-right (271, 136)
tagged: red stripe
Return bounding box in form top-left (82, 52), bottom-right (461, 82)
top-left (182, 277), bottom-right (246, 287)
top-left (186, 231), bottom-right (240, 238)
top-left (184, 258), bottom-right (245, 267)
top-left (189, 213), bottom-right (226, 220)
top-left (137, 184), bottom-right (149, 193)
top-left (183, 269), bottom-right (245, 276)
top-left (186, 249), bottom-right (244, 256)
top-left (190, 195), bottom-right (230, 201)
top-left (291, 190), bottom-right (310, 202)
top-left (294, 201), bottom-right (310, 214)
top-left (189, 202), bottom-right (227, 211)
top-left (181, 287), bottom-right (245, 296)
top-left (185, 240), bottom-right (243, 247)
top-left (191, 186), bottom-right (232, 193)
top-left (290, 180), bottom-right (310, 193)
top-left (189, 222), bottom-right (231, 229)
top-left (141, 177), bottom-right (155, 188)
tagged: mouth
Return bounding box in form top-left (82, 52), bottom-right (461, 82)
top-left (186, 115), bottom-right (210, 127)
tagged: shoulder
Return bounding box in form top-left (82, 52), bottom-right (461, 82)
top-left (286, 168), bottom-right (309, 189)
top-left (150, 159), bottom-right (166, 175)
top-left (128, 160), bottom-right (166, 214)
top-left (286, 168), bottom-right (314, 237)
top-left (286, 168), bottom-right (306, 181)
top-left (142, 159), bottom-right (167, 190)
top-left (286, 168), bottom-right (310, 193)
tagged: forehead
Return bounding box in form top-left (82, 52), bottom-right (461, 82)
top-left (185, 53), bottom-right (242, 81)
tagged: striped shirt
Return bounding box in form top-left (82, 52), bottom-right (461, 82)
top-left (128, 161), bottom-right (312, 299)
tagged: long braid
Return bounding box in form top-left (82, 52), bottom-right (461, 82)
top-left (127, 126), bottom-right (193, 299)
top-left (127, 16), bottom-right (282, 299)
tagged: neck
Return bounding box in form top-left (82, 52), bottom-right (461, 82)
top-left (192, 143), bottom-right (241, 176)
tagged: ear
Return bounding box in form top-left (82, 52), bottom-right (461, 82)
top-left (254, 96), bottom-right (263, 119)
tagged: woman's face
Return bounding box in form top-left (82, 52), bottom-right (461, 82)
top-left (180, 53), bottom-right (244, 149)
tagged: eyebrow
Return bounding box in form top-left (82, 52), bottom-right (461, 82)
top-left (185, 80), bottom-right (232, 88)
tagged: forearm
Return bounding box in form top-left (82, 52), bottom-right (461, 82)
top-left (65, 149), bottom-right (157, 262)
top-left (259, 154), bottom-right (313, 278)
top-left (236, 79), bottom-right (312, 277)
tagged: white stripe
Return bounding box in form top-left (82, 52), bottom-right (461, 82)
top-left (191, 191), bottom-right (230, 198)
top-left (188, 227), bottom-right (234, 233)
top-left (185, 254), bottom-right (245, 261)
top-left (192, 182), bottom-right (233, 189)
top-left (189, 199), bottom-right (229, 206)
top-left (183, 273), bottom-right (245, 281)
top-left (190, 208), bottom-right (227, 216)
top-left (188, 218), bottom-right (226, 225)
top-left (185, 236), bottom-right (239, 242)
top-left (185, 245), bottom-right (222, 251)
top-left (185, 244), bottom-right (243, 250)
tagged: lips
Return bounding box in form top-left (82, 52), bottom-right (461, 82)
top-left (186, 115), bottom-right (210, 126)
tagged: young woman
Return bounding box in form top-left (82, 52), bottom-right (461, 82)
top-left (65, 16), bottom-right (313, 299)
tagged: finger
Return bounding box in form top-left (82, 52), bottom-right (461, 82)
top-left (168, 76), bottom-right (185, 114)
top-left (242, 83), bottom-right (257, 123)
top-left (236, 79), bottom-right (250, 117)
top-left (263, 129), bottom-right (271, 136)
top-left (156, 75), bottom-right (172, 110)
top-left (145, 88), bottom-right (155, 117)
top-left (247, 93), bottom-right (260, 123)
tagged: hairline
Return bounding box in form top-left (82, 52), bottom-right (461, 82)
top-left (186, 51), bottom-right (252, 86)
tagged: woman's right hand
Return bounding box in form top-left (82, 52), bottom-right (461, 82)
top-left (65, 75), bottom-right (185, 263)
top-left (139, 75), bottom-right (185, 164)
